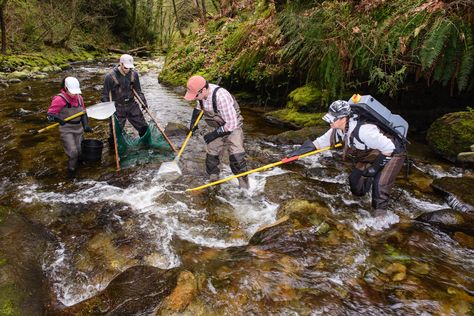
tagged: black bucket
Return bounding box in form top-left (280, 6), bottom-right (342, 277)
top-left (81, 139), bottom-right (104, 163)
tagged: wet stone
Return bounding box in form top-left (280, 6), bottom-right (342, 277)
top-left (431, 176), bottom-right (474, 212)
top-left (417, 209), bottom-right (474, 235)
top-left (162, 270), bottom-right (198, 312)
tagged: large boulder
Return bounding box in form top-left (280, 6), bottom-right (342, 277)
top-left (426, 111), bottom-right (474, 162)
top-left (61, 266), bottom-right (179, 314)
top-left (286, 84), bottom-right (328, 112)
top-left (0, 207), bottom-right (50, 315)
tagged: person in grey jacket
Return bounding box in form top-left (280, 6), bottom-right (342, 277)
top-left (289, 100), bottom-right (406, 216)
top-left (101, 54), bottom-right (148, 138)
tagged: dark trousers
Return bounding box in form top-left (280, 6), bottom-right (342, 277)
top-left (349, 153), bottom-right (406, 210)
top-left (111, 101), bottom-right (148, 137)
top-left (59, 125), bottom-right (84, 171)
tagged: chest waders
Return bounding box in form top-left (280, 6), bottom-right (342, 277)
top-left (56, 93), bottom-right (85, 173)
top-left (332, 119), bottom-right (407, 211)
top-left (201, 87), bottom-right (248, 188)
top-left (108, 71), bottom-right (148, 137)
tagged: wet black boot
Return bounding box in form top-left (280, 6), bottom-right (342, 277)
top-left (66, 168), bottom-right (76, 179)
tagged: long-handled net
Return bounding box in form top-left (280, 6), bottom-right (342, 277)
top-left (113, 115), bottom-right (175, 168)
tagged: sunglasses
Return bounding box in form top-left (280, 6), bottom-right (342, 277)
top-left (191, 86), bottom-right (206, 99)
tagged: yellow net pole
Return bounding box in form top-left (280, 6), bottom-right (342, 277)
top-left (186, 143), bottom-right (342, 192)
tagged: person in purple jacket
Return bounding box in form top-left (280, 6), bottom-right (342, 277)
top-left (47, 77), bottom-right (92, 177)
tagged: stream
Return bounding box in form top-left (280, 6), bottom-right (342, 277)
top-left (0, 57), bottom-right (472, 315)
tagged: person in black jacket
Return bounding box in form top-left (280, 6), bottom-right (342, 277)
top-left (101, 54), bottom-right (148, 137)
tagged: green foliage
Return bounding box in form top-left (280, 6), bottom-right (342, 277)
top-left (369, 66), bottom-right (407, 97)
top-left (279, 0), bottom-right (474, 97)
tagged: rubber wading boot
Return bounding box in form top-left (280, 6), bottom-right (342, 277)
top-left (67, 168), bottom-right (76, 179)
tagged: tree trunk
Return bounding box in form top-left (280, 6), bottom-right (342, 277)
top-left (171, 0), bottom-right (184, 38)
top-left (131, 0), bottom-right (137, 45)
top-left (200, 0), bottom-right (207, 22)
top-left (0, 0), bottom-right (7, 54)
top-left (193, 0), bottom-right (204, 22)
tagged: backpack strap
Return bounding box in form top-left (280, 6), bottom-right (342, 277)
top-left (349, 119), bottom-right (368, 150)
top-left (109, 71), bottom-right (120, 86)
top-left (198, 86), bottom-right (222, 114)
top-left (56, 93), bottom-right (71, 108)
top-left (212, 86), bottom-right (222, 113)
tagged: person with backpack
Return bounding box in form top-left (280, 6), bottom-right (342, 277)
top-left (288, 97), bottom-right (407, 217)
top-left (184, 75), bottom-right (249, 189)
top-left (101, 54), bottom-right (148, 139)
top-left (47, 76), bottom-right (93, 178)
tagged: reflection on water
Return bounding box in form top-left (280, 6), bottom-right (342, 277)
top-left (1, 59), bottom-right (473, 314)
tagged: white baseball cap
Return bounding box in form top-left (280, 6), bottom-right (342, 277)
top-left (120, 54), bottom-right (134, 69)
top-left (64, 76), bottom-right (82, 94)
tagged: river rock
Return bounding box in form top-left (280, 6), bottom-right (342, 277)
top-left (430, 176), bottom-right (474, 212)
top-left (164, 122), bottom-right (187, 137)
top-left (161, 270), bottom-right (198, 312)
top-left (416, 209), bottom-right (474, 235)
top-left (0, 206), bottom-right (50, 315)
top-left (264, 172), bottom-right (341, 205)
top-left (276, 199), bottom-right (331, 229)
top-left (426, 111), bottom-right (474, 162)
top-left (61, 266), bottom-right (179, 314)
top-left (265, 125), bottom-right (328, 145)
top-left (453, 232), bottom-right (474, 249)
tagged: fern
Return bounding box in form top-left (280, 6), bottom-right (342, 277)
top-left (420, 18), bottom-right (455, 70)
top-left (457, 24), bottom-right (474, 92)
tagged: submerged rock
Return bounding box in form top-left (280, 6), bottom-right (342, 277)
top-left (61, 266), bottom-right (179, 314)
top-left (0, 207), bottom-right (50, 315)
top-left (161, 270), bottom-right (198, 312)
top-left (265, 125), bottom-right (327, 145)
top-left (416, 209), bottom-right (474, 235)
top-left (431, 176), bottom-right (474, 212)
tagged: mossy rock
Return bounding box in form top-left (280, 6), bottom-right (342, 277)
top-left (265, 125), bottom-right (328, 144)
top-left (287, 84), bottom-right (329, 112)
top-left (426, 111), bottom-right (474, 162)
top-left (263, 108), bottom-right (326, 128)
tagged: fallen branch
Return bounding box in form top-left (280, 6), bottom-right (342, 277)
top-left (108, 46), bottom-right (148, 55)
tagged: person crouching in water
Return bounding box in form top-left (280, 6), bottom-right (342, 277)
top-left (184, 75), bottom-right (249, 189)
top-left (288, 100), bottom-right (406, 217)
top-left (47, 76), bottom-right (92, 178)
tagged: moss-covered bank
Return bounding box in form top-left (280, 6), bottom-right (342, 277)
top-left (0, 50), bottom-right (108, 81)
top-left (160, 0), bottom-right (473, 109)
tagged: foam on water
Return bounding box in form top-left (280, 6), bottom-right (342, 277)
top-left (20, 165), bottom-right (284, 305)
top-left (352, 210), bottom-right (400, 231)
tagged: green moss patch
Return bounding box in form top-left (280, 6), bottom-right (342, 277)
top-left (287, 85), bottom-right (329, 112)
top-left (265, 108), bottom-right (325, 127)
top-left (426, 111), bottom-right (474, 161)
top-left (0, 284), bottom-right (23, 316)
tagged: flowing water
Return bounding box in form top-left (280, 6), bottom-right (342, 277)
top-left (0, 58), bottom-right (473, 314)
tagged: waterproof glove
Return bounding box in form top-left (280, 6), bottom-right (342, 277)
top-left (189, 108), bottom-right (202, 134)
top-left (362, 154), bottom-right (391, 177)
top-left (47, 114), bottom-right (66, 126)
top-left (204, 126), bottom-right (230, 144)
top-left (81, 114), bottom-right (93, 132)
top-left (288, 139), bottom-right (316, 157)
